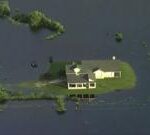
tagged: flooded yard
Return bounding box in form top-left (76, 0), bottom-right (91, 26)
top-left (0, 0), bottom-right (150, 134)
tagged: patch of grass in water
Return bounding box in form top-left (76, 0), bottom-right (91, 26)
top-left (115, 32), bottom-right (124, 42)
top-left (0, 1), bottom-right (65, 40)
top-left (142, 41), bottom-right (148, 48)
top-left (0, 0), bottom-right (10, 18)
top-left (55, 96), bottom-right (66, 113)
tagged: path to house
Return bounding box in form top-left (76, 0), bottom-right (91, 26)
top-left (48, 79), bottom-right (65, 84)
top-left (34, 79), bottom-right (65, 88)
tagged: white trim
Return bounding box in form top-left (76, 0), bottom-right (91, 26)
top-left (89, 78), bottom-right (94, 82)
top-left (89, 82), bottom-right (96, 89)
top-left (68, 83), bottom-right (87, 90)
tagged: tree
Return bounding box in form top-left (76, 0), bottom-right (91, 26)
top-left (0, 88), bottom-right (9, 103)
top-left (0, 1), bottom-right (10, 17)
top-left (49, 56), bottom-right (53, 63)
top-left (55, 96), bottom-right (66, 113)
top-left (115, 32), bottom-right (123, 42)
top-left (28, 10), bottom-right (44, 31)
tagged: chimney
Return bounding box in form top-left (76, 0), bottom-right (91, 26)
top-left (73, 65), bottom-right (80, 76)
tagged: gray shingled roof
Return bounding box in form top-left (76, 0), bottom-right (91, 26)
top-left (82, 60), bottom-right (121, 71)
top-left (66, 74), bottom-right (89, 83)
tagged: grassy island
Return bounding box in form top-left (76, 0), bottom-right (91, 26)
top-left (18, 60), bottom-right (136, 95)
top-left (0, 1), bottom-right (65, 40)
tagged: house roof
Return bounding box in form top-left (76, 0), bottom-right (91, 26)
top-left (66, 65), bottom-right (87, 74)
top-left (66, 60), bottom-right (121, 83)
top-left (82, 60), bottom-right (121, 71)
top-left (66, 73), bottom-right (89, 83)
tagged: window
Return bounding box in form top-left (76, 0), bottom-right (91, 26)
top-left (77, 84), bottom-right (82, 87)
top-left (69, 84), bottom-right (76, 87)
top-left (90, 83), bottom-right (95, 87)
top-left (114, 72), bottom-right (121, 78)
top-left (83, 83), bottom-right (87, 87)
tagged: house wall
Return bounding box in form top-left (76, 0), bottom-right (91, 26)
top-left (94, 70), bottom-right (115, 79)
top-left (68, 82), bottom-right (96, 89)
top-left (94, 70), bottom-right (104, 79)
top-left (103, 72), bottom-right (114, 78)
top-left (68, 83), bottom-right (87, 90)
top-left (89, 82), bottom-right (96, 89)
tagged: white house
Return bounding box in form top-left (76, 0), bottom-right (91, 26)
top-left (66, 59), bottom-right (121, 90)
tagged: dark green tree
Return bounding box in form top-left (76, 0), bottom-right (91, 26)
top-left (0, 1), bottom-right (10, 17)
top-left (115, 32), bottom-right (124, 42)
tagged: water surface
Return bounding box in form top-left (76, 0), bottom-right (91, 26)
top-left (0, 0), bottom-right (150, 134)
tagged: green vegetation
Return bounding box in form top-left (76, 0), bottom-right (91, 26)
top-left (9, 90), bottom-right (56, 100)
top-left (48, 61), bottom-right (69, 79)
top-left (0, 87), bottom-right (56, 101)
top-left (0, 88), bottom-right (10, 103)
top-left (48, 61), bottom-right (81, 79)
top-left (115, 32), bottom-right (124, 42)
top-left (40, 61), bottom-right (71, 80)
top-left (0, 1), bottom-right (65, 40)
top-left (18, 61), bottom-right (136, 95)
top-left (0, 59), bottom-right (136, 102)
top-left (0, 1), bottom-right (10, 17)
top-left (12, 11), bottom-right (64, 33)
top-left (147, 52), bottom-right (150, 57)
top-left (0, 61), bottom-right (136, 113)
top-left (12, 10), bottom-right (65, 39)
top-left (55, 96), bottom-right (66, 113)
top-left (142, 41), bottom-right (148, 48)
top-left (95, 62), bottom-right (136, 93)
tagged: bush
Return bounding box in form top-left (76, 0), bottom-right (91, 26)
top-left (28, 11), bottom-right (44, 31)
top-left (0, 1), bottom-right (10, 17)
top-left (55, 96), bottom-right (66, 113)
top-left (0, 88), bottom-right (10, 103)
top-left (12, 10), bottom-right (65, 35)
top-left (1, 3), bottom-right (65, 40)
top-left (12, 13), bottom-right (29, 23)
top-left (115, 32), bottom-right (123, 42)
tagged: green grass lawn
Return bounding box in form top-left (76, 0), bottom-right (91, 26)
top-left (48, 61), bottom-right (69, 79)
top-left (18, 61), bottom-right (136, 96)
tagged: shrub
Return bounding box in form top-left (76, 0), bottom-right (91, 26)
top-left (0, 1), bottom-right (10, 17)
top-left (55, 96), bottom-right (66, 113)
top-left (12, 13), bottom-right (29, 23)
top-left (0, 88), bottom-right (10, 103)
top-left (115, 32), bottom-right (123, 42)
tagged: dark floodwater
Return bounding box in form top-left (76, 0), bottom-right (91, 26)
top-left (0, 0), bottom-right (150, 134)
